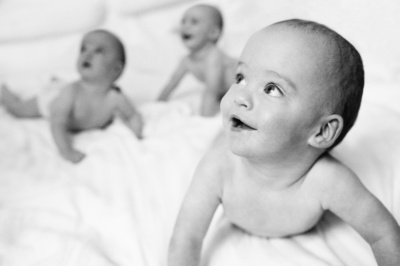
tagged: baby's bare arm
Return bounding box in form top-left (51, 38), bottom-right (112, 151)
top-left (201, 53), bottom-right (225, 116)
top-left (49, 88), bottom-right (85, 163)
top-left (320, 158), bottom-right (400, 266)
top-left (158, 59), bottom-right (187, 101)
top-left (114, 93), bottom-right (143, 138)
top-left (169, 148), bottom-right (223, 266)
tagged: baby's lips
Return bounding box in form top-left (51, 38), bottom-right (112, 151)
top-left (82, 61), bottom-right (91, 68)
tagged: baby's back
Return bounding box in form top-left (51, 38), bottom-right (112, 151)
top-left (219, 51), bottom-right (237, 98)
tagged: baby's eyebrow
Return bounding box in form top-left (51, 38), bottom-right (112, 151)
top-left (268, 71), bottom-right (297, 91)
top-left (236, 61), bottom-right (246, 72)
top-left (237, 61), bottom-right (297, 91)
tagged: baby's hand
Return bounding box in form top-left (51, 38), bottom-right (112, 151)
top-left (0, 84), bottom-right (9, 104)
top-left (62, 149), bottom-right (86, 164)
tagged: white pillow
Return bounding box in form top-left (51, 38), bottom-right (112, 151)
top-left (0, 0), bottom-right (106, 42)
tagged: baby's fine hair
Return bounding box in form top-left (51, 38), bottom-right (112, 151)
top-left (196, 4), bottom-right (224, 32)
top-left (196, 4), bottom-right (224, 33)
top-left (91, 29), bottom-right (126, 67)
top-left (274, 19), bottom-right (364, 149)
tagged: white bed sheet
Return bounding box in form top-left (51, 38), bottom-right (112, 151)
top-left (0, 99), bottom-right (399, 266)
top-left (0, 102), bottom-right (221, 266)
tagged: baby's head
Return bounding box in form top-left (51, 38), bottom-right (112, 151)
top-left (274, 20), bottom-right (364, 149)
top-left (221, 19), bottom-right (363, 159)
top-left (78, 29), bottom-right (126, 84)
top-left (180, 4), bottom-right (224, 51)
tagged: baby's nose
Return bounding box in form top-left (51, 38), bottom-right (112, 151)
top-left (81, 50), bottom-right (94, 60)
top-left (234, 90), bottom-right (252, 110)
top-left (85, 51), bottom-right (93, 60)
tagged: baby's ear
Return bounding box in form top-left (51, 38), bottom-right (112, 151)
top-left (114, 62), bottom-right (124, 75)
top-left (308, 114), bottom-right (343, 149)
top-left (209, 27), bottom-right (221, 42)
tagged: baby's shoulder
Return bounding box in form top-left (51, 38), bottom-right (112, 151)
top-left (305, 153), bottom-right (359, 192)
top-left (108, 87), bottom-right (136, 113)
top-left (198, 145), bottom-right (232, 176)
top-left (312, 154), bottom-right (355, 177)
top-left (54, 81), bottom-right (79, 101)
top-left (107, 86), bottom-right (126, 102)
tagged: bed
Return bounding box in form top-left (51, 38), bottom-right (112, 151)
top-left (0, 0), bottom-right (399, 265)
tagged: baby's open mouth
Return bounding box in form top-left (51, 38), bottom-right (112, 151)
top-left (231, 116), bottom-right (256, 130)
top-left (181, 33), bottom-right (192, 40)
top-left (82, 61), bottom-right (91, 68)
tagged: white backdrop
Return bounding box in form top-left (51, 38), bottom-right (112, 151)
top-left (0, 0), bottom-right (399, 106)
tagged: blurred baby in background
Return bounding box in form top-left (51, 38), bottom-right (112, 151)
top-left (157, 4), bottom-right (236, 117)
top-left (1, 29), bottom-right (143, 164)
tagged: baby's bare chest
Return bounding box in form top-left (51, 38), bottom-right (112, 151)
top-left (221, 177), bottom-right (324, 237)
top-left (186, 60), bottom-right (207, 82)
top-left (70, 95), bottom-right (114, 130)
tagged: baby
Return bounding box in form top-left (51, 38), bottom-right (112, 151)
top-left (157, 4), bottom-right (236, 117)
top-left (1, 29), bottom-right (143, 164)
top-left (168, 19), bottom-right (400, 266)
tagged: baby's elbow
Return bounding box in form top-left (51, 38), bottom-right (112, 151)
top-left (134, 116), bottom-right (144, 139)
top-left (135, 131), bottom-right (143, 140)
top-left (125, 113), bottom-right (144, 138)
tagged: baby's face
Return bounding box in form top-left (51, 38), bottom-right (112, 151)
top-left (220, 25), bottom-right (332, 160)
top-left (180, 6), bottom-right (218, 51)
top-left (77, 31), bottom-right (122, 82)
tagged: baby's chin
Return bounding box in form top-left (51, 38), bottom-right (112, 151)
top-left (230, 149), bottom-right (258, 162)
top-left (226, 137), bottom-right (252, 157)
top-left (182, 38), bottom-right (204, 51)
top-left (78, 70), bottom-right (100, 81)
top-left (78, 67), bottom-right (91, 77)
top-left (182, 40), bottom-right (196, 50)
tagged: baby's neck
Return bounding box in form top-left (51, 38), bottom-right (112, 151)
top-left (79, 79), bottom-right (114, 95)
top-left (189, 42), bottom-right (216, 60)
top-left (240, 151), bottom-right (320, 190)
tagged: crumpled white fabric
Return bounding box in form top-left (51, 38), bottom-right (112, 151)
top-left (0, 102), bottom-right (221, 266)
top-left (0, 100), bottom-right (398, 266)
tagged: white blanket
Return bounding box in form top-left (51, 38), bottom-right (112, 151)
top-left (0, 102), bottom-right (221, 266)
top-left (0, 99), bottom-right (399, 266)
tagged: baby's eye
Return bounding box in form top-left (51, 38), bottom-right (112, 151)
top-left (235, 73), bottom-right (246, 85)
top-left (95, 48), bottom-right (104, 54)
top-left (80, 45), bottom-right (86, 53)
top-left (264, 83), bottom-right (282, 97)
top-left (190, 18), bottom-right (198, 25)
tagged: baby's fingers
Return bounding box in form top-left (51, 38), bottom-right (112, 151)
top-left (64, 150), bottom-right (86, 164)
